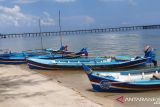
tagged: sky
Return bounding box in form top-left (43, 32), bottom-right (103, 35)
top-left (0, 0), bottom-right (160, 33)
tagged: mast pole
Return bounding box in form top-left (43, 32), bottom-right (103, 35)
top-left (39, 19), bottom-right (43, 50)
top-left (59, 10), bottom-right (63, 47)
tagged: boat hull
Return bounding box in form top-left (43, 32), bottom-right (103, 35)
top-left (27, 58), bottom-right (147, 70)
top-left (0, 53), bottom-right (26, 64)
top-left (0, 50), bottom-right (84, 65)
top-left (0, 58), bottom-right (26, 64)
top-left (81, 64), bottom-right (160, 92)
top-left (88, 74), bottom-right (160, 92)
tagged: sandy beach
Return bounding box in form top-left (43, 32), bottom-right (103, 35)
top-left (1, 64), bottom-right (160, 107)
top-left (35, 66), bottom-right (160, 107)
top-left (0, 65), bottom-right (103, 107)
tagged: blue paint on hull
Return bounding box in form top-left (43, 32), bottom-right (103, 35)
top-left (27, 58), bottom-right (147, 70)
top-left (0, 59), bottom-right (26, 65)
top-left (86, 70), bottom-right (160, 92)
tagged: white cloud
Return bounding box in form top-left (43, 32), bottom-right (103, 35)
top-left (14, 0), bottom-right (40, 4)
top-left (55, 0), bottom-right (76, 3)
top-left (99, 0), bottom-right (136, 5)
top-left (128, 0), bottom-right (136, 5)
top-left (63, 15), bottom-right (95, 26)
top-left (84, 16), bottom-right (95, 25)
top-left (0, 5), bottom-right (56, 27)
top-left (13, 0), bottom-right (76, 4)
top-left (99, 0), bottom-right (132, 2)
top-left (0, 5), bottom-right (33, 27)
top-left (100, 0), bottom-right (126, 1)
top-left (41, 12), bottom-right (56, 26)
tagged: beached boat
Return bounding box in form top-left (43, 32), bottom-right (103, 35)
top-left (27, 56), bottom-right (147, 70)
top-left (0, 48), bottom-right (88, 64)
top-left (82, 64), bottom-right (160, 92)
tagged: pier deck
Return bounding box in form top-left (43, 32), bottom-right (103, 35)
top-left (1, 24), bottom-right (160, 39)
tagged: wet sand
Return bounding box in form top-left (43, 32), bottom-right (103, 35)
top-left (33, 66), bottom-right (160, 107)
top-left (0, 65), bottom-right (103, 107)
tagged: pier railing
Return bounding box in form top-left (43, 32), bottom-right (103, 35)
top-left (1, 24), bottom-right (160, 39)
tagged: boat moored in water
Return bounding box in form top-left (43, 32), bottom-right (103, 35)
top-left (0, 47), bottom-right (88, 65)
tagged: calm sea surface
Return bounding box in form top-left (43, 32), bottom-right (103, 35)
top-left (1, 29), bottom-right (160, 107)
top-left (1, 29), bottom-right (160, 59)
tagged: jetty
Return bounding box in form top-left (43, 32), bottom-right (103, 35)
top-left (0, 24), bottom-right (160, 39)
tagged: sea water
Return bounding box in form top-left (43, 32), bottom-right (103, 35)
top-left (1, 29), bottom-right (160, 107)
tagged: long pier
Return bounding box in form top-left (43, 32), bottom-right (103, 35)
top-left (1, 24), bottom-right (160, 39)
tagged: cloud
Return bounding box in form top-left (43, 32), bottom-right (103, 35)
top-left (98, 0), bottom-right (136, 5)
top-left (54, 0), bottom-right (76, 3)
top-left (62, 15), bottom-right (95, 26)
top-left (0, 5), bottom-right (56, 28)
top-left (14, 0), bottom-right (40, 4)
top-left (40, 12), bottom-right (56, 26)
top-left (100, 0), bottom-right (125, 1)
top-left (0, 5), bottom-right (33, 27)
top-left (84, 16), bottom-right (95, 25)
top-left (13, 0), bottom-right (76, 4)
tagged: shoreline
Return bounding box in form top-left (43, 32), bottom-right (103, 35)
top-left (32, 65), bottom-right (160, 107)
top-left (1, 64), bottom-right (160, 107)
top-left (0, 65), bottom-right (103, 107)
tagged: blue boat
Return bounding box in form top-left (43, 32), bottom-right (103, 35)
top-left (0, 48), bottom-right (88, 64)
top-left (27, 56), bottom-right (147, 70)
top-left (0, 50), bottom-right (49, 64)
top-left (0, 53), bottom-right (26, 64)
top-left (82, 64), bottom-right (160, 92)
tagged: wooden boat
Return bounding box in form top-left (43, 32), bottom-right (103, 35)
top-left (82, 64), bottom-right (160, 92)
top-left (27, 56), bottom-right (147, 70)
top-left (0, 50), bottom-right (49, 64)
top-left (0, 53), bottom-right (26, 64)
top-left (0, 48), bottom-right (88, 64)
